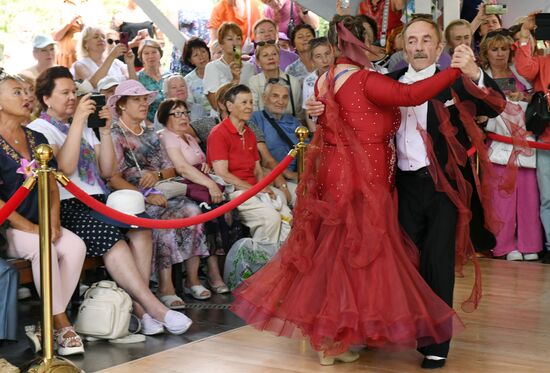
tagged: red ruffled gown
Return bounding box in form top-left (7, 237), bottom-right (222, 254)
top-left (231, 61), bottom-right (465, 355)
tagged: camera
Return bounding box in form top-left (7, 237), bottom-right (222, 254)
top-left (233, 45), bottom-right (242, 67)
top-left (341, 0), bottom-right (351, 9)
top-left (485, 4), bottom-right (507, 15)
top-left (87, 94), bottom-right (107, 129)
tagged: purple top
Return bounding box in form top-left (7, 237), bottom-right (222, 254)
top-left (249, 48), bottom-right (299, 73)
top-left (264, 0), bottom-right (302, 35)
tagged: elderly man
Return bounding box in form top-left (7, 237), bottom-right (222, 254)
top-left (21, 35), bottom-right (57, 80)
top-left (250, 81), bottom-right (301, 204)
top-left (388, 17), bottom-right (503, 369)
top-left (249, 18), bottom-right (299, 72)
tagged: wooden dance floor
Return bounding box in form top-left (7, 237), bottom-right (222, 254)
top-left (100, 259), bottom-right (550, 372)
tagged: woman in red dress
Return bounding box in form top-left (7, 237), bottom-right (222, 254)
top-left (231, 15), bottom-right (474, 365)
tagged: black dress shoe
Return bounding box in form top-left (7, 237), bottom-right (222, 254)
top-left (541, 251), bottom-right (550, 264)
top-left (421, 358), bottom-right (446, 369)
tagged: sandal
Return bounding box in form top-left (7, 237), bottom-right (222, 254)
top-left (157, 294), bottom-right (187, 310)
top-left (56, 326), bottom-right (85, 356)
top-left (207, 280), bottom-right (230, 294)
top-left (25, 324), bottom-right (41, 353)
top-left (184, 284), bottom-right (211, 300)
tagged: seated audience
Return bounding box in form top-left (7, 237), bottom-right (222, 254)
top-left (137, 39), bottom-right (168, 122)
top-left (163, 74), bottom-right (207, 122)
top-left (182, 37), bottom-right (215, 115)
top-left (107, 80), bottom-right (212, 304)
top-left (250, 81), bottom-right (301, 204)
top-left (203, 22), bottom-right (256, 110)
top-left (248, 18), bottom-right (298, 72)
top-left (513, 13), bottom-right (550, 263)
top-left (284, 24), bottom-right (316, 82)
top-left (479, 30), bottom-right (542, 261)
top-left (248, 42), bottom-right (302, 118)
top-left (21, 35), bottom-right (57, 80)
top-left (29, 67), bottom-right (191, 336)
top-left (207, 84), bottom-right (292, 244)
top-left (72, 26), bottom-right (136, 87)
top-left (157, 99), bottom-right (229, 294)
top-left (1, 70), bottom-right (86, 355)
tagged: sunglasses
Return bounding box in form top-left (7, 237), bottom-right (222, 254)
top-left (169, 110), bottom-right (191, 118)
top-left (485, 28), bottom-right (513, 39)
top-left (254, 39), bottom-right (277, 47)
top-left (107, 38), bottom-right (120, 45)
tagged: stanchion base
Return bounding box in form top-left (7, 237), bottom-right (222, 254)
top-left (26, 356), bottom-right (83, 373)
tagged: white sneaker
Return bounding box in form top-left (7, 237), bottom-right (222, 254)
top-left (506, 250), bottom-right (523, 261)
top-left (523, 253), bottom-right (539, 261)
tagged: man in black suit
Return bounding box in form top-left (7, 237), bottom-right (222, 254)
top-left (388, 17), bottom-right (503, 369)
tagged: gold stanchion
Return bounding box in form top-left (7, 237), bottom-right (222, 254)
top-left (27, 144), bottom-right (82, 373)
top-left (295, 126), bottom-right (309, 181)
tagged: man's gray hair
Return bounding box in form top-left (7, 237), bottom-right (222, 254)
top-left (263, 79), bottom-right (290, 95)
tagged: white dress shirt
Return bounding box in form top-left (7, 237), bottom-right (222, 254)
top-left (396, 63), bottom-right (485, 171)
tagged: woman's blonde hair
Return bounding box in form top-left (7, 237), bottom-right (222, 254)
top-left (479, 32), bottom-right (514, 69)
top-left (78, 26), bottom-right (104, 59)
top-left (254, 42), bottom-right (279, 61)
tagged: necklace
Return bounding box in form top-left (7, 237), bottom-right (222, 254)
top-left (118, 118), bottom-right (144, 136)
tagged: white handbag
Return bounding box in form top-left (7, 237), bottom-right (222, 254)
top-left (75, 281), bottom-right (133, 340)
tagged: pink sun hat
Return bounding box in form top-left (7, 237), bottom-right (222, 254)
top-left (107, 79), bottom-right (157, 117)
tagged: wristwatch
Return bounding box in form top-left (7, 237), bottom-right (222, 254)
top-left (157, 170), bottom-right (163, 180)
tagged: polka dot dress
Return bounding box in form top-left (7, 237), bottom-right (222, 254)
top-left (60, 195), bottom-right (126, 257)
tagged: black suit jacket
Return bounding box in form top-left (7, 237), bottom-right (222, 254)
top-left (388, 67), bottom-right (505, 250)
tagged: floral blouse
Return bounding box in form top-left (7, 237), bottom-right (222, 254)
top-left (137, 70), bottom-right (169, 123)
top-left (111, 120), bottom-right (173, 186)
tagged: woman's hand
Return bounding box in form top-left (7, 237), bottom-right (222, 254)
top-left (451, 45), bottom-right (480, 81)
top-left (229, 61), bottom-right (242, 82)
top-left (20, 222), bottom-right (40, 235)
top-left (139, 170), bottom-right (159, 189)
top-left (98, 105), bottom-right (113, 134)
top-left (208, 184), bottom-right (224, 204)
top-left (128, 34), bottom-right (146, 49)
top-left (123, 48), bottom-right (136, 66)
top-left (146, 194), bottom-right (167, 207)
top-left (109, 43), bottom-right (128, 59)
top-left (200, 163), bottom-right (211, 174)
top-left (305, 95), bottom-right (325, 117)
top-left (73, 94), bottom-right (96, 125)
top-left (262, 187), bottom-right (276, 199)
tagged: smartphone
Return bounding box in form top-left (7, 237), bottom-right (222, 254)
top-left (119, 32), bottom-right (129, 47)
top-left (535, 13), bottom-right (550, 40)
top-left (87, 94), bottom-right (107, 128)
top-left (137, 28), bottom-right (150, 38)
top-left (494, 78), bottom-right (516, 94)
top-left (485, 4), bottom-right (507, 15)
top-left (233, 45), bottom-right (242, 67)
top-left (341, 0), bottom-right (351, 9)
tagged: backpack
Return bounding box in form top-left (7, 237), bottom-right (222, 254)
top-left (74, 280), bottom-right (133, 340)
top-left (223, 238), bottom-right (280, 290)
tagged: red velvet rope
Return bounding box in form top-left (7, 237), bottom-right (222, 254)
top-left (0, 184), bottom-right (33, 225)
top-left (486, 132), bottom-right (550, 150)
top-left (61, 154), bottom-right (294, 229)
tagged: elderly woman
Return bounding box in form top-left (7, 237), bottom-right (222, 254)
top-left (284, 24), bottom-right (316, 83)
top-left (248, 42), bottom-right (303, 119)
top-left (28, 67), bottom-right (191, 336)
top-left (1, 69), bottom-right (86, 355)
top-left (203, 22), bottom-right (256, 110)
top-left (71, 26), bottom-right (136, 88)
top-left (207, 84), bottom-right (292, 244)
top-left (107, 80), bottom-right (213, 304)
top-left (479, 30), bottom-right (542, 261)
top-left (183, 37), bottom-right (214, 115)
top-left (163, 74), bottom-right (207, 122)
top-left (157, 98), bottom-right (229, 294)
top-left (137, 39), bottom-right (168, 122)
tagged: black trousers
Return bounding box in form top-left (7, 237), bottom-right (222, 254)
top-left (396, 168), bottom-right (457, 358)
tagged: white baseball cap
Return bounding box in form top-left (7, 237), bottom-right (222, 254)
top-left (97, 76), bottom-right (120, 92)
top-left (32, 34), bottom-right (56, 49)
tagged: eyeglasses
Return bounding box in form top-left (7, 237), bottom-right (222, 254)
top-left (107, 38), bottom-right (120, 45)
top-left (411, 13), bottom-right (434, 20)
top-left (266, 77), bottom-right (290, 85)
top-left (485, 28), bottom-right (513, 39)
top-left (169, 110), bottom-right (191, 118)
top-left (254, 39), bottom-right (277, 47)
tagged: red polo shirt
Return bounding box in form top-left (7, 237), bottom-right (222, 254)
top-left (207, 117), bottom-right (260, 185)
